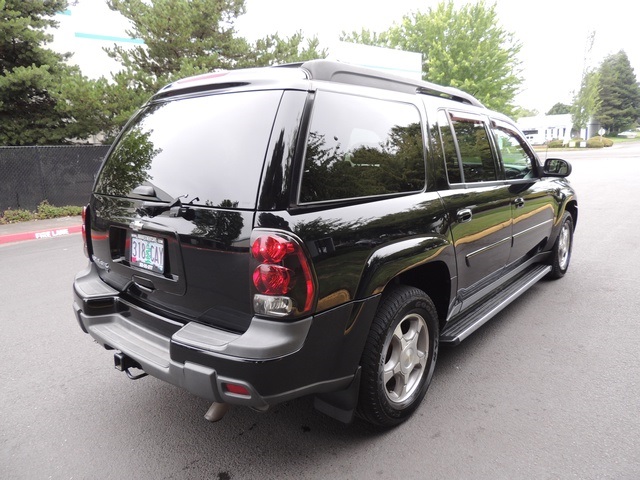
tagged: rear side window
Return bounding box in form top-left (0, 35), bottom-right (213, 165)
top-left (95, 90), bottom-right (283, 209)
top-left (299, 91), bottom-right (425, 203)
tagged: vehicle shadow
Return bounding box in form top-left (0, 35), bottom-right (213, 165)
top-left (91, 283), bottom-right (550, 479)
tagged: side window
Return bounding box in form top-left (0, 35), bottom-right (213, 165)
top-left (449, 114), bottom-right (498, 183)
top-left (299, 91), bottom-right (425, 203)
top-left (491, 123), bottom-right (535, 180)
top-left (437, 110), bottom-right (462, 184)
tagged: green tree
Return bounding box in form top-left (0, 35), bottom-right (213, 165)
top-left (104, 0), bottom-right (326, 131)
top-left (547, 103), bottom-right (571, 115)
top-left (341, 29), bottom-right (390, 47)
top-left (106, 0), bottom-right (249, 91)
top-left (511, 106), bottom-right (538, 120)
top-left (596, 51), bottom-right (640, 133)
top-left (341, 1), bottom-right (522, 115)
top-left (0, 0), bottom-right (109, 144)
top-left (1, 0), bottom-right (66, 144)
top-left (249, 31), bottom-right (327, 66)
top-left (571, 69), bottom-right (600, 133)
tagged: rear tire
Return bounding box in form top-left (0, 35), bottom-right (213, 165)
top-left (357, 285), bottom-right (439, 427)
top-left (548, 211), bottom-right (574, 279)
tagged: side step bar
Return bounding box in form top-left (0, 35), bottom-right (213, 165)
top-left (441, 264), bottom-right (551, 345)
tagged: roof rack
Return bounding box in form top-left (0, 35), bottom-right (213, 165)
top-left (280, 59), bottom-right (484, 108)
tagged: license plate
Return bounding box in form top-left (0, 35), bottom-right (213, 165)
top-left (130, 233), bottom-right (165, 274)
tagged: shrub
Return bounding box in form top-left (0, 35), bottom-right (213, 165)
top-left (0, 208), bottom-right (35, 224)
top-left (0, 201), bottom-right (83, 224)
top-left (587, 137), bottom-right (604, 148)
top-left (36, 201), bottom-right (83, 219)
top-left (602, 137), bottom-right (613, 147)
top-left (547, 139), bottom-right (564, 148)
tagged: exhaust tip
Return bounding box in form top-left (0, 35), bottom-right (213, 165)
top-left (204, 402), bottom-right (231, 422)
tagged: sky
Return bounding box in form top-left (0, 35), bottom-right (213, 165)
top-left (52, 0), bottom-right (639, 115)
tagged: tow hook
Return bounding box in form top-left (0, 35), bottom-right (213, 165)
top-left (204, 402), bottom-right (230, 422)
top-left (114, 352), bottom-right (148, 380)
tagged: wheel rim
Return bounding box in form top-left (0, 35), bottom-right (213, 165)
top-left (382, 313), bottom-right (429, 405)
top-left (557, 220), bottom-right (571, 270)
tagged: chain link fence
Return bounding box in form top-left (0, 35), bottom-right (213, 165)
top-left (0, 145), bottom-right (110, 211)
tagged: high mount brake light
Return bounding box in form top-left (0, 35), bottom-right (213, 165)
top-left (176, 71), bottom-right (229, 84)
top-left (250, 232), bottom-right (316, 318)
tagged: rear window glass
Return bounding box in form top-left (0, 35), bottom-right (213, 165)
top-left (299, 91), bottom-right (425, 203)
top-left (95, 90), bottom-right (283, 209)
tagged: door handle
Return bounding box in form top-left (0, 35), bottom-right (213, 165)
top-left (457, 208), bottom-right (472, 223)
top-left (513, 197), bottom-right (525, 208)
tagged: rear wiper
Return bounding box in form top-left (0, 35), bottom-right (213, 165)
top-left (137, 194), bottom-right (199, 218)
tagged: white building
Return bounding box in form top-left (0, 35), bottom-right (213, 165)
top-left (517, 114), bottom-right (574, 145)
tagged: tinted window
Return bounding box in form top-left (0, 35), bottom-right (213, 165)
top-left (437, 110), bottom-right (462, 184)
top-left (300, 91), bottom-right (425, 203)
top-left (450, 114), bottom-right (498, 183)
top-left (95, 90), bottom-right (283, 209)
top-left (492, 124), bottom-right (535, 179)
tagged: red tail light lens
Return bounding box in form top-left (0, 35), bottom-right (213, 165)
top-left (251, 235), bottom-right (294, 263)
top-left (252, 264), bottom-right (292, 295)
top-left (250, 231), bottom-right (316, 318)
top-left (223, 383), bottom-right (250, 396)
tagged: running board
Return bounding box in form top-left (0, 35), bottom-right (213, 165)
top-left (441, 264), bottom-right (551, 345)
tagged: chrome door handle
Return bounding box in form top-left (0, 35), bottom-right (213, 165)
top-left (457, 208), bottom-right (472, 223)
top-left (513, 197), bottom-right (525, 208)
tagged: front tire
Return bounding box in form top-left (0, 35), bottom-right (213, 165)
top-left (548, 211), bottom-right (574, 279)
top-left (357, 286), bottom-right (439, 427)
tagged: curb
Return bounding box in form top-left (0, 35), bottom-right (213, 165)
top-left (0, 225), bottom-right (83, 245)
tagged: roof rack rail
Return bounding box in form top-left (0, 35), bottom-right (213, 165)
top-left (279, 59), bottom-right (484, 108)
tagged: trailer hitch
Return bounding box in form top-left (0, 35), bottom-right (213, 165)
top-left (114, 352), bottom-right (148, 380)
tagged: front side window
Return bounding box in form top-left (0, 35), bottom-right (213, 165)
top-left (491, 123), bottom-right (536, 179)
top-left (449, 113), bottom-right (498, 183)
top-left (299, 91), bottom-right (425, 203)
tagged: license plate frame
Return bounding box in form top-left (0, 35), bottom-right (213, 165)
top-left (130, 233), bottom-right (165, 274)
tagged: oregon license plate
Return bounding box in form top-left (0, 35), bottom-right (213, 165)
top-left (130, 233), bottom-right (165, 274)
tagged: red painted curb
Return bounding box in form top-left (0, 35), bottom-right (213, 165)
top-left (0, 225), bottom-right (82, 245)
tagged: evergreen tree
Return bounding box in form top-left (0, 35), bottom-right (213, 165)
top-left (0, 0), bottom-right (108, 144)
top-left (249, 31), bottom-right (326, 66)
top-left (596, 51), bottom-right (640, 133)
top-left (104, 0), bottom-right (326, 131)
top-left (1, 0), bottom-right (69, 144)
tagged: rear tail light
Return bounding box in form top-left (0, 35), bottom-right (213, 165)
top-left (250, 231), bottom-right (316, 318)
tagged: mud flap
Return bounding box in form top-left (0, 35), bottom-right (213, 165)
top-left (313, 367), bottom-right (361, 424)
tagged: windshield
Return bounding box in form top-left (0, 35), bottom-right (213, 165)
top-left (95, 90), bottom-right (283, 210)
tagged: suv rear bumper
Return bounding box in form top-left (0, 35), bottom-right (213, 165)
top-left (73, 264), bottom-right (378, 408)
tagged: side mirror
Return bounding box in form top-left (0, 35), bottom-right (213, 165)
top-left (543, 158), bottom-right (572, 177)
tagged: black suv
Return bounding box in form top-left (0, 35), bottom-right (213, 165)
top-left (73, 60), bottom-right (577, 427)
